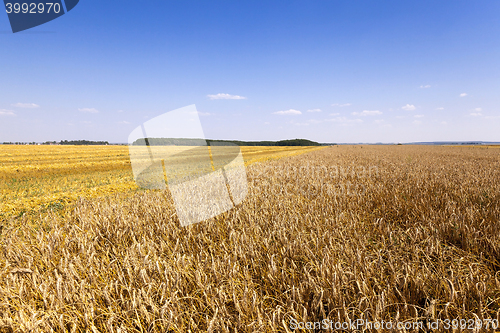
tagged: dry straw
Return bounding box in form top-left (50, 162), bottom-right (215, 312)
top-left (0, 145), bottom-right (499, 332)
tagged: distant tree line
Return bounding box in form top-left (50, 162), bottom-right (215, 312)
top-left (132, 138), bottom-right (322, 146)
top-left (209, 138), bottom-right (323, 146)
top-left (59, 140), bottom-right (109, 145)
top-left (2, 140), bottom-right (109, 145)
top-left (2, 142), bottom-right (38, 145)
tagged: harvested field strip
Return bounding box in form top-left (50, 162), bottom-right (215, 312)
top-left (0, 145), bottom-right (324, 218)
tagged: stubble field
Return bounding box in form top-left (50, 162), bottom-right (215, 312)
top-left (1, 145), bottom-right (500, 332)
top-left (0, 145), bottom-right (321, 219)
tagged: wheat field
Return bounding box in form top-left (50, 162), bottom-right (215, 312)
top-left (0, 145), bottom-right (321, 219)
top-left (1, 145), bottom-right (500, 332)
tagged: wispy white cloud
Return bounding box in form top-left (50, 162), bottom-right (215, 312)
top-left (402, 104), bottom-right (416, 111)
top-left (436, 107), bottom-right (444, 110)
top-left (0, 109), bottom-right (15, 116)
top-left (329, 112), bottom-right (340, 116)
top-left (332, 103), bottom-right (351, 107)
top-left (188, 111), bottom-right (211, 116)
top-left (119, 120), bottom-right (131, 124)
top-left (11, 103), bottom-right (40, 108)
top-left (307, 108), bottom-right (322, 113)
top-left (273, 109), bottom-right (302, 115)
top-left (264, 122), bottom-right (270, 125)
top-left (78, 108), bottom-right (99, 113)
top-left (351, 110), bottom-right (382, 116)
top-left (374, 119), bottom-right (392, 127)
top-left (82, 121), bottom-right (92, 124)
top-left (413, 120), bottom-right (422, 125)
top-left (207, 93), bottom-right (247, 100)
top-left (325, 116), bottom-right (363, 124)
top-left (470, 108), bottom-right (483, 117)
top-left (419, 85), bottom-right (431, 89)
top-left (117, 110), bottom-right (124, 113)
top-left (460, 93), bottom-right (468, 97)
top-left (414, 115), bottom-right (424, 118)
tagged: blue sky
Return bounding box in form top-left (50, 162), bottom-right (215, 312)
top-left (1, 0), bottom-right (499, 143)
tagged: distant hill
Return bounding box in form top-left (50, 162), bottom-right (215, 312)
top-left (131, 138), bottom-right (322, 146)
top-left (406, 141), bottom-right (500, 145)
top-left (321, 141), bottom-right (500, 145)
